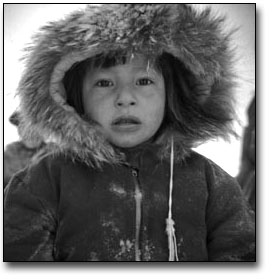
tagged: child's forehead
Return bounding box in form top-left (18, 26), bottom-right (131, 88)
top-left (88, 52), bottom-right (158, 72)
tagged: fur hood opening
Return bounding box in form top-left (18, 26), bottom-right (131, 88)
top-left (17, 4), bottom-right (238, 167)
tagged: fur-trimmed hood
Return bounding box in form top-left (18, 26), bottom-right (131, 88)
top-left (18, 4), bottom-right (237, 167)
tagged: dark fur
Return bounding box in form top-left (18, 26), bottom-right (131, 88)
top-left (18, 4), bottom-right (238, 167)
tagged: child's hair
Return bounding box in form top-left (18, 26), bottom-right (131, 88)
top-left (63, 51), bottom-right (235, 143)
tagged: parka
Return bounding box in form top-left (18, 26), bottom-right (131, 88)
top-left (4, 4), bottom-right (255, 261)
top-left (4, 111), bottom-right (45, 189)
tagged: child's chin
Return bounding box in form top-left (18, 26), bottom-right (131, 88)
top-left (110, 137), bottom-right (145, 149)
top-left (113, 141), bottom-right (140, 148)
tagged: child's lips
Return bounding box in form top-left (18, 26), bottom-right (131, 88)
top-left (111, 116), bottom-right (142, 132)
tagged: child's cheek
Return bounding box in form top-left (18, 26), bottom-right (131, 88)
top-left (93, 98), bottom-right (115, 127)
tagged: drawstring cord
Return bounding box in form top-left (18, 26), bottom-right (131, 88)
top-left (166, 137), bottom-right (179, 261)
top-left (130, 138), bottom-right (179, 261)
top-left (132, 168), bottom-right (142, 261)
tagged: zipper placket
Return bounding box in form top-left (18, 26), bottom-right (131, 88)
top-left (131, 168), bottom-right (142, 261)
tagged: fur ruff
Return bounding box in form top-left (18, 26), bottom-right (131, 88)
top-left (17, 4), bottom-right (237, 167)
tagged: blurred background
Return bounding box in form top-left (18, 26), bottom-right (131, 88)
top-left (3, 4), bottom-right (255, 177)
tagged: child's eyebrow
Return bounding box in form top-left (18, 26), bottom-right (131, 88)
top-left (133, 66), bottom-right (159, 75)
top-left (93, 66), bottom-right (159, 76)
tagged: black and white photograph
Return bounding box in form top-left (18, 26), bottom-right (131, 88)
top-left (3, 2), bottom-right (260, 271)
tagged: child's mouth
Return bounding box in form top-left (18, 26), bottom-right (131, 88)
top-left (111, 116), bottom-right (141, 132)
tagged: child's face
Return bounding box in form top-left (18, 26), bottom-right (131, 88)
top-left (82, 55), bottom-right (165, 148)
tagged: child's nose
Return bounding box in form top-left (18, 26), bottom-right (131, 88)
top-left (115, 87), bottom-right (137, 108)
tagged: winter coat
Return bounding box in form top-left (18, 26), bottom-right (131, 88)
top-left (4, 4), bottom-right (255, 261)
top-left (4, 141), bottom-right (40, 189)
top-left (4, 112), bottom-right (46, 189)
top-left (237, 96), bottom-right (256, 210)
top-left (4, 145), bottom-right (255, 261)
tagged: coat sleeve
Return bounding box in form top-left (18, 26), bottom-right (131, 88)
top-left (205, 160), bottom-right (255, 261)
top-left (4, 159), bottom-right (58, 261)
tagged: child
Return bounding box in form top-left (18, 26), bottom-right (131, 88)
top-left (4, 4), bottom-right (255, 261)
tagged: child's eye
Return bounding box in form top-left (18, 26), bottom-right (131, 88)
top-left (95, 79), bottom-right (114, 87)
top-left (136, 78), bottom-right (154, 86)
